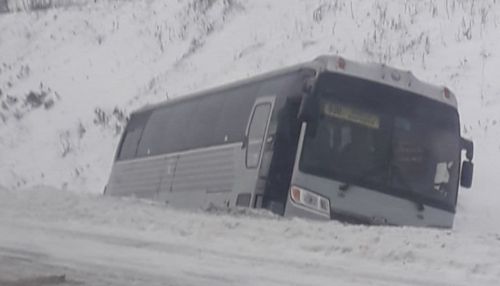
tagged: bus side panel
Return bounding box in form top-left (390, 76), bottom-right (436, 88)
top-left (155, 155), bottom-right (178, 196)
top-left (162, 143), bottom-right (239, 210)
top-left (106, 156), bottom-right (168, 198)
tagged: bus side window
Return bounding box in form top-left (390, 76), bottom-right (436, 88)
top-left (187, 94), bottom-right (224, 149)
top-left (117, 112), bottom-right (151, 160)
top-left (136, 103), bottom-right (196, 157)
top-left (213, 85), bottom-right (259, 144)
top-left (136, 108), bottom-right (172, 157)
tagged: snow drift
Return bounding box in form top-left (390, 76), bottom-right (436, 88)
top-left (1, 186), bottom-right (500, 285)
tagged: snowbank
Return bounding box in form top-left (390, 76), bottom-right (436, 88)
top-left (1, 187), bottom-right (499, 285)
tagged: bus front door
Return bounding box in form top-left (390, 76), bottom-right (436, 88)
top-left (237, 96), bottom-right (275, 208)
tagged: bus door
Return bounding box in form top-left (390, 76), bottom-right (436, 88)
top-left (238, 96), bottom-right (275, 208)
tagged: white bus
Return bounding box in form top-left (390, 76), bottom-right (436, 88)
top-left (105, 55), bottom-right (474, 228)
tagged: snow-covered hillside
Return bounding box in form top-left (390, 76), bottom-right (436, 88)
top-left (0, 0), bottom-right (500, 231)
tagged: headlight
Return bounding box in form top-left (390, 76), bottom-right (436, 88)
top-left (290, 186), bottom-right (330, 215)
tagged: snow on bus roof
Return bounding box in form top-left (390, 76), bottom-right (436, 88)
top-left (135, 55), bottom-right (457, 114)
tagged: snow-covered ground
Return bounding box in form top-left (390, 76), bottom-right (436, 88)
top-left (1, 0), bottom-right (500, 284)
top-left (1, 186), bottom-right (500, 286)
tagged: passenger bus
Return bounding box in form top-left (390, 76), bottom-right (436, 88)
top-left (105, 55), bottom-right (474, 228)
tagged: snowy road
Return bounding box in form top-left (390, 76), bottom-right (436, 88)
top-left (1, 187), bottom-right (499, 286)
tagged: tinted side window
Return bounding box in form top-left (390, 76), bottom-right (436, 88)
top-left (117, 112), bottom-right (151, 160)
top-left (213, 85), bottom-right (259, 144)
top-left (134, 83), bottom-right (262, 157)
top-left (136, 108), bottom-right (171, 157)
top-left (136, 102), bottom-right (197, 157)
top-left (166, 102), bottom-right (198, 152)
top-left (187, 94), bottom-right (225, 149)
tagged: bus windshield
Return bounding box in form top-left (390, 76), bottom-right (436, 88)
top-left (299, 74), bottom-right (460, 211)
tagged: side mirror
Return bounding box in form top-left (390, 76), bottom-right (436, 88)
top-left (461, 138), bottom-right (474, 161)
top-left (460, 161), bottom-right (473, 188)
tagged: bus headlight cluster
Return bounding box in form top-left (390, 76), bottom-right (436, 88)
top-left (290, 186), bottom-right (330, 215)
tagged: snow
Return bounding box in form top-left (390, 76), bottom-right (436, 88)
top-left (1, 0), bottom-right (500, 284)
top-left (1, 186), bottom-right (500, 285)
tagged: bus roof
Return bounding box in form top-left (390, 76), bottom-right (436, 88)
top-left (135, 55), bottom-right (457, 114)
top-left (313, 55), bottom-right (457, 108)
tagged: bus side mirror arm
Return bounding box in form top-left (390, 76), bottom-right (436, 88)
top-left (297, 74), bottom-right (319, 121)
top-left (297, 92), bottom-right (319, 137)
